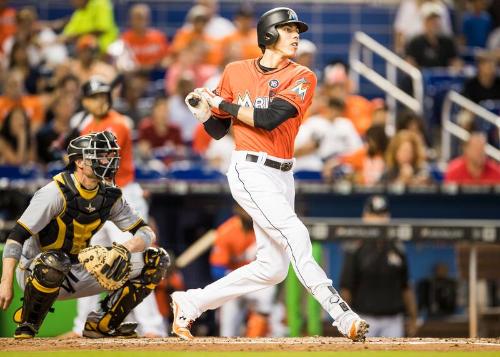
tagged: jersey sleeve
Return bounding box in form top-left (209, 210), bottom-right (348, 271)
top-left (108, 196), bottom-right (144, 232)
top-left (275, 70), bottom-right (317, 119)
top-left (17, 182), bottom-right (64, 235)
top-left (210, 64), bottom-right (234, 120)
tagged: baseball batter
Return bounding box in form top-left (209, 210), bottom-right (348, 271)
top-left (0, 131), bottom-right (169, 339)
top-left (173, 7), bottom-right (369, 341)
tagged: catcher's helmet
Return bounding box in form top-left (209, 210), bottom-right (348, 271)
top-left (67, 131), bottom-right (121, 182)
top-left (82, 77), bottom-right (111, 98)
top-left (257, 7), bottom-right (308, 51)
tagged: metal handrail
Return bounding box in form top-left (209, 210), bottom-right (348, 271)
top-left (349, 31), bottom-right (424, 133)
top-left (441, 90), bottom-right (500, 162)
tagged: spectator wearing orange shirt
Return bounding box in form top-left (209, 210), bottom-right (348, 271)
top-left (0, 69), bottom-right (45, 132)
top-left (220, 7), bottom-right (261, 61)
top-left (323, 63), bottom-right (374, 135)
top-left (170, 5), bottom-right (222, 66)
top-left (210, 206), bottom-right (277, 337)
top-left (121, 3), bottom-right (169, 71)
top-left (445, 132), bottom-right (500, 185)
top-left (70, 34), bottom-right (117, 84)
top-left (0, 1), bottom-right (16, 53)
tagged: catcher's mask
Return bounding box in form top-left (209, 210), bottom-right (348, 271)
top-left (67, 131), bottom-right (120, 182)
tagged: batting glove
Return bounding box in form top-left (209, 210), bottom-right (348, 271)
top-left (194, 88), bottom-right (224, 109)
top-left (185, 92), bottom-right (211, 123)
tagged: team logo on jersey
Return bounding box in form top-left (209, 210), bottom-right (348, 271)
top-left (291, 78), bottom-right (310, 102)
top-left (237, 91), bottom-right (269, 109)
top-left (269, 79), bottom-right (279, 88)
top-left (85, 202), bottom-right (96, 213)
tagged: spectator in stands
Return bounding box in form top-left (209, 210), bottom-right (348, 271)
top-left (294, 97), bottom-right (363, 172)
top-left (341, 195), bottom-right (418, 337)
top-left (461, 0), bottom-right (493, 48)
top-left (170, 5), bottom-right (222, 66)
top-left (220, 7), bottom-right (261, 62)
top-left (168, 75), bottom-right (199, 144)
top-left (195, 0), bottom-right (235, 40)
top-left (36, 94), bottom-right (76, 164)
top-left (394, 0), bottom-right (453, 55)
top-left (61, 0), bottom-right (118, 54)
top-left (488, 0), bottom-right (500, 28)
top-left (2, 6), bottom-right (67, 72)
top-left (444, 132), bottom-right (500, 184)
top-left (322, 63), bottom-right (374, 135)
top-left (396, 110), bottom-right (435, 159)
top-left (137, 96), bottom-right (183, 161)
top-left (7, 40), bottom-right (42, 95)
top-left (381, 130), bottom-right (431, 186)
top-left (462, 51), bottom-right (500, 104)
top-left (165, 41), bottom-right (217, 96)
top-left (0, 106), bottom-right (35, 165)
top-left (405, 2), bottom-right (463, 69)
top-left (114, 72), bottom-right (151, 127)
top-left (326, 124), bottom-right (388, 186)
top-left (69, 34), bottom-right (117, 83)
top-left (121, 3), bottom-right (169, 71)
top-left (0, 0), bottom-right (16, 55)
top-left (0, 69), bottom-right (45, 132)
top-left (294, 39), bottom-right (318, 74)
top-left (417, 263), bottom-right (457, 317)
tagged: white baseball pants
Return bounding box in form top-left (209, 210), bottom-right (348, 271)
top-left (182, 151), bottom-right (349, 323)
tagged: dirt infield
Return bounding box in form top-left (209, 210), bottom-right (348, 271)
top-left (1, 337), bottom-right (500, 352)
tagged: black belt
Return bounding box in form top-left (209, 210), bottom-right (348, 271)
top-left (245, 154), bottom-right (293, 172)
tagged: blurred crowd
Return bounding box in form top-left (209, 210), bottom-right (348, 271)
top-left (0, 0), bottom-right (499, 186)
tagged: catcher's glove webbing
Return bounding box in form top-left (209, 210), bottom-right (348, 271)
top-left (78, 243), bottom-right (131, 290)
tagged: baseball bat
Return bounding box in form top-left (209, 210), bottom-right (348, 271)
top-left (188, 97), bottom-right (200, 107)
top-left (175, 230), bottom-right (216, 268)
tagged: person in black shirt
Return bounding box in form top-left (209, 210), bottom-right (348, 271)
top-left (340, 195), bottom-right (418, 337)
top-left (462, 51), bottom-right (500, 104)
top-left (405, 2), bottom-right (462, 70)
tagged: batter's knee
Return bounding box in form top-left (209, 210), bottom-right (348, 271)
top-left (32, 251), bottom-right (71, 288)
top-left (257, 260), bottom-right (289, 285)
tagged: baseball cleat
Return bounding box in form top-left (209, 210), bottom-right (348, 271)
top-left (347, 319), bottom-right (369, 342)
top-left (171, 292), bottom-right (194, 341)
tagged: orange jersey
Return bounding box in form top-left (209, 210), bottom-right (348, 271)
top-left (170, 28), bottom-right (222, 65)
top-left (121, 28), bottom-right (169, 66)
top-left (344, 95), bottom-right (374, 135)
top-left (80, 110), bottom-right (135, 187)
top-left (211, 58), bottom-right (316, 159)
top-left (209, 216), bottom-right (256, 271)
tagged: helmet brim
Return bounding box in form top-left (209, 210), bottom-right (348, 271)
top-left (277, 20), bottom-right (308, 33)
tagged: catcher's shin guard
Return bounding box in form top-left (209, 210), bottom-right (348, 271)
top-left (14, 251), bottom-right (70, 339)
top-left (83, 247), bottom-right (169, 338)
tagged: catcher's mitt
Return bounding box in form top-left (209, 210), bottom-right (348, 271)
top-left (78, 243), bottom-right (131, 290)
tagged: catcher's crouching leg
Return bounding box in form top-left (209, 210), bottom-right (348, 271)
top-left (14, 251), bottom-right (71, 339)
top-left (83, 247), bottom-right (170, 338)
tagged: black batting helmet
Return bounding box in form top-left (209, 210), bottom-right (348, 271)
top-left (67, 131), bottom-right (120, 182)
top-left (257, 7), bottom-right (308, 51)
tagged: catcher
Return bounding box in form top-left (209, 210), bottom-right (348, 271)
top-left (0, 131), bottom-right (170, 339)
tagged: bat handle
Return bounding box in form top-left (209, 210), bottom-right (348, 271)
top-left (188, 97), bottom-right (200, 107)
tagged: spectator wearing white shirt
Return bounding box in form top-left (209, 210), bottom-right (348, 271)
top-left (294, 97), bottom-right (363, 172)
top-left (188, 0), bottom-right (235, 40)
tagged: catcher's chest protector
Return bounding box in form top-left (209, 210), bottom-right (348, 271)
top-left (37, 172), bottom-right (121, 261)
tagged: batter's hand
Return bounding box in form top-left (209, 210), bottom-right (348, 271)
top-left (185, 92), bottom-right (211, 123)
top-left (195, 88), bottom-right (224, 109)
top-left (0, 281), bottom-right (13, 310)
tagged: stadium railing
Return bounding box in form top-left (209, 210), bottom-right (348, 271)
top-left (441, 91), bottom-right (500, 162)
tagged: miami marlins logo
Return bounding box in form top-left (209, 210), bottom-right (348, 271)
top-left (85, 202), bottom-right (96, 213)
top-left (291, 78), bottom-right (310, 102)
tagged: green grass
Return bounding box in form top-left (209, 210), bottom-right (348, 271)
top-left (1, 352), bottom-right (500, 357)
